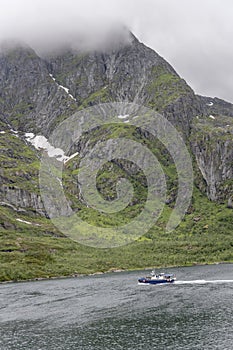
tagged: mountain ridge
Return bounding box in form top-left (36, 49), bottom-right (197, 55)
top-left (0, 31), bottom-right (232, 281)
top-left (0, 31), bottom-right (232, 206)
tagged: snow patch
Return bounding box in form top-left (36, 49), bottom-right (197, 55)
top-left (49, 73), bottom-right (56, 82)
top-left (69, 93), bottom-right (76, 101)
top-left (49, 73), bottom-right (77, 101)
top-left (56, 177), bottom-right (63, 187)
top-left (16, 218), bottom-right (32, 225)
top-left (207, 102), bottom-right (214, 106)
top-left (118, 114), bottom-right (129, 119)
top-left (25, 132), bottom-right (80, 163)
top-left (59, 84), bottom-right (69, 94)
top-left (209, 115), bottom-right (215, 120)
top-left (0, 131), bottom-right (6, 134)
top-left (4, 124), bottom-right (18, 136)
top-left (25, 132), bottom-right (35, 139)
top-left (64, 152), bottom-right (79, 164)
top-left (58, 84), bottom-right (76, 101)
top-left (16, 218), bottom-right (41, 226)
top-left (25, 133), bottom-right (69, 162)
top-left (124, 120), bottom-right (130, 123)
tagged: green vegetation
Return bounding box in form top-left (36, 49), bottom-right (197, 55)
top-left (0, 122), bottom-right (232, 282)
top-left (10, 102), bottom-right (34, 129)
top-left (191, 114), bottom-right (233, 138)
top-left (0, 188), bottom-right (232, 282)
top-left (146, 65), bottom-right (192, 110)
top-left (0, 131), bottom-right (40, 192)
top-left (80, 86), bottom-right (110, 108)
top-left (0, 52), bottom-right (232, 282)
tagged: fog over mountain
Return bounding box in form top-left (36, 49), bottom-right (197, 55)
top-left (0, 0), bottom-right (233, 102)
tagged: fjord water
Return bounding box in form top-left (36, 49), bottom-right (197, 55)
top-left (0, 264), bottom-right (233, 350)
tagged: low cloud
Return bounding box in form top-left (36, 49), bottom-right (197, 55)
top-left (0, 0), bottom-right (132, 52)
top-left (0, 0), bottom-right (233, 102)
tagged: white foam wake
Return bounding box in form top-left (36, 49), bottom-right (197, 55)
top-left (175, 280), bottom-right (233, 285)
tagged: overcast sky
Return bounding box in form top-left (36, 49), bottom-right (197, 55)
top-left (1, 0), bottom-right (233, 103)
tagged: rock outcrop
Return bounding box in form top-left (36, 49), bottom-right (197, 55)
top-left (0, 41), bottom-right (78, 136)
top-left (190, 114), bottom-right (233, 202)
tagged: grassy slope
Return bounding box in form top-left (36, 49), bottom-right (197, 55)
top-left (0, 129), bottom-right (232, 281)
top-left (0, 188), bottom-right (232, 282)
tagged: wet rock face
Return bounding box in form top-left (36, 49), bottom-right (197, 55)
top-left (0, 183), bottom-right (73, 218)
top-left (192, 137), bottom-right (233, 200)
top-left (190, 115), bottom-right (233, 202)
top-left (0, 184), bottom-right (45, 216)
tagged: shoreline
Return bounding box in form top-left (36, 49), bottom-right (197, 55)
top-left (0, 261), bottom-right (232, 285)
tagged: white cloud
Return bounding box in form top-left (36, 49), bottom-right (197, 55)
top-left (0, 0), bottom-right (233, 102)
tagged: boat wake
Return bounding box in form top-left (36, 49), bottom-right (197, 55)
top-left (175, 280), bottom-right (233, 285)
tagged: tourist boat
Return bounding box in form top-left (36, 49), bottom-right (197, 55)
top-left (138, 271), bottom-right (176, 285)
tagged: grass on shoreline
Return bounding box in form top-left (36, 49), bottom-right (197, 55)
top-left (0, 188), bottom-right (232, 282)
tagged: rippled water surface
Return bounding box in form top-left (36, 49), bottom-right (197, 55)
top-left (0, 264), bottom-right (233, 349)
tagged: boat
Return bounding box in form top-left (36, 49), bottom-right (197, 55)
top-left (138, 271), bottom-right (176, 285)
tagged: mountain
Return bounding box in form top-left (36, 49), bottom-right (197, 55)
top-left (0, 31), bottom-right (232, 281)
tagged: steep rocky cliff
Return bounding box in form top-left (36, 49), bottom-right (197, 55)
top-left (190, 114), bottom-right (233, 202)
top-left (0, 31), bottom-right (232, 221)
top-left (45, 33), bottom-right (200, 134)
top-left (0, 41), bottom-right (78, 136)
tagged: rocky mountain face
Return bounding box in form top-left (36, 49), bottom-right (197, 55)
top-left (0, 32), bottom-right (232, 220)
top-left (0, 44), bottom-right (79, 136)
top-left (46, 33), bottom-right (200, 135)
